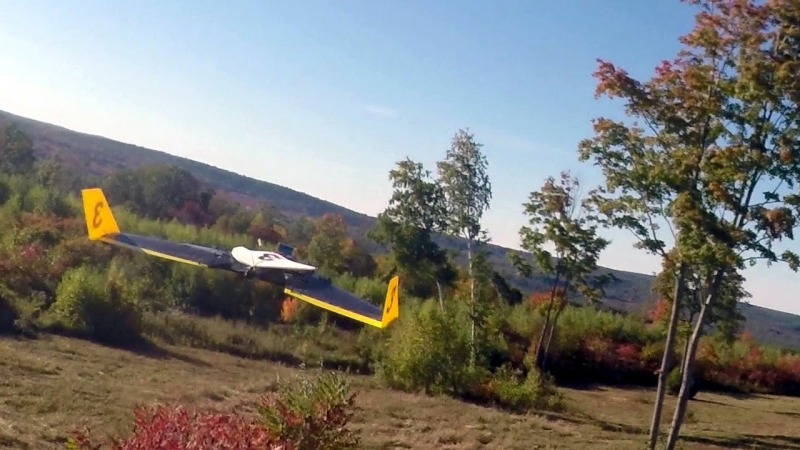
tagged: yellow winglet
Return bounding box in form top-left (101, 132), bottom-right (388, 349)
top-left (381, 276), bottom-right (400, 327)
top-left (81, 188), bottom-right (120, 240)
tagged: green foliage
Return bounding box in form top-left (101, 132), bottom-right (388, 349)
top-left (666, 367), bottom-right (682, 396)
top-left (0, 122), bottom-right (36, 175)
top-left (512, 171), bottom-right (611, 371)
top-left (437, 129), bottom-right (492, 243)
top-left (579, 2), bottom-right (800, 447)
top-left (50, 264), bottom-right (143, 345)
top-left (375, 298), bottom-right (568, 413)
top-left (259, 368), bottom-right (360, 450)
top-left (7, 110), bottom-right (800, 347)
top-left (376, 300), bottom-right (483, 396)
top-left (0, 286), bottom-right (18, 334)
top-left (1, 119), bottom-right (800, 445)
top-left (369, 157), bottom-right (455, 299)
top-left (488, 365), bottom-right (565, 413)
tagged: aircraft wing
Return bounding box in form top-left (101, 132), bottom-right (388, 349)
top-left (285, 275), bottom-right (400, 329)
top-left (80, 188), bottom-right (237, 270)
top-left (81, 187), bottom-right (401, 329)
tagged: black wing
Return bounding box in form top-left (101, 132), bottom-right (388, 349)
top-left (284, 275), bottom-right (398, 329)
top-left (99, 232), bottom-right (238, 270)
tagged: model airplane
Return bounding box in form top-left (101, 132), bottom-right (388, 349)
top-left (80, 188), bottom-right (399, 329)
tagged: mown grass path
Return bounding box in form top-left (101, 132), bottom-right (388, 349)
top-left (1, 335), bottom-right (798, 449)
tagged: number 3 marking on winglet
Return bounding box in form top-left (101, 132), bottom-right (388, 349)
top-left (385, 283), bottom-right (397, 313)
top-left (92, 201), bottom-right (103, 228)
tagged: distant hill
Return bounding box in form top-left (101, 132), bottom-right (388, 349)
top-left (3, 109), bottom-right (800, 349)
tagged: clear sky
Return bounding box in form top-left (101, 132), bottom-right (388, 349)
top-left (0, 0), bottom-right (798, 315)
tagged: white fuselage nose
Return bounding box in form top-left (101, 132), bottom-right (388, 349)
top-left (231, 246), bottom-right (316, 272)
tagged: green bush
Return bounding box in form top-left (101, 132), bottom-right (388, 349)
top-left (376, 300), bottom-right (485, 397)
top-left (259, 368), bottom-right (360, 450)
top-left (488, 365), bottom-right (565, 413)
top-left (667, 367), bottom-right (682, 396)
top-left (50, 264), bottom-right (143, 345)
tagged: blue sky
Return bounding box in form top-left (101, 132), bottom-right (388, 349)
top-left (1, 0), bottom-right (799, 315)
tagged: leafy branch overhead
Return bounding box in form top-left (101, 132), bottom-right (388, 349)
top-left (437, 129), bottom-right (493, 244)
top-left (511, 171), bottom-right (611, 302)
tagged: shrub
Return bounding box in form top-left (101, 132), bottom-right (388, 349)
top-left (50, 264), bottom-right (143, 345)
top-left (376, 300), bottom-right (484, 397)
top-left (66, 405), bottom-right (287, 450)
top-left (482, 365), bottom-right (565, 413)
top-left (65, 369), bottom-right (360, 450)
top-left (259, 369), bottom-right (360, 450)
top-left (0, 287), bottom-right (18, 333)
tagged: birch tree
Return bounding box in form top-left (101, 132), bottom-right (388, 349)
top-left (437, 129), bottom-right (492, 365)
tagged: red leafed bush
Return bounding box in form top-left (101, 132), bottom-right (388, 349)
top-left (526, 288), bottom-right (566, 311)
top-left (66, 369), bottom-right (360, 450)
top-left (581, 335), bottom-right (615, 365)
top-left (614, 343), bottom-right (641, 369)
top-left (647, 299), bottom-right (670, 323)
top-left (67, 405), bottom-right (291, 450)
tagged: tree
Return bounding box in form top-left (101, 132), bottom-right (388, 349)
top-left (247, 210), bottom-right (285, 245)
top-left (579, 1), bottom-right (800, 447)
top-left (306, 214), bottom-right (350, 276)
top-left (0, 123), bottom-right (36, 175)
top-left (342, 237), bottom-right (377, 278)
top-left (286, 216), bottom-right (316, 247)
top-left (103, 165), bottom-right (210, 221)
top-left (437, 129), bottom-right (493, 365)
top-left (369, 158), bottom-right (454, 301)
top-left (510, 171), bottom-right (610, 371)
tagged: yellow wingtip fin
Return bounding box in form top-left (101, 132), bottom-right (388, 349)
top-left (381, 276), bottom-right (400, 327)
top-left (81, 188), bottom-right (120, 240)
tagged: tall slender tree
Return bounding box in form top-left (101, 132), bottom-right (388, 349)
top-left (437, 129), bottom-right (492, 365)
top-left (511, 171), bottom-right (610, 371)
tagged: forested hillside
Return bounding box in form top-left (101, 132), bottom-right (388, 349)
top-left (2, 108), bottom-right (799, 349)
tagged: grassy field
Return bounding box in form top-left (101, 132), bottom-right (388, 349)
top-left (1, 335), bottom-right (799, 450)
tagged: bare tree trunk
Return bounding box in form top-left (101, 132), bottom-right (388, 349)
top-left (436, 280), bottom-right (444, 311)
top-left (541, 305), bottom-right (564, 372)
top-left (533, 317), bottom-right (549, 370)
top-left (467, 239), bottom-right (476, 367)
top-left (680, 319), bottom-right (692, 378)
top-left (664, 270), bottom-right (725, 450)
top-left (532, 268), bottom-right (563, 370)
top-left (648, 262), bottom-right (688, 450)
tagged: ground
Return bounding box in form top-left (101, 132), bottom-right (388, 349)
top-left (1, 336), bottom-right (799, 450)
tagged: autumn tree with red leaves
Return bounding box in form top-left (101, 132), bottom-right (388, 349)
top-left (579, 1), bottom-right (800, 448)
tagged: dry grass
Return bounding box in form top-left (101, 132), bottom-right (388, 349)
top-left (1, 335), bottom-right (799, 450)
